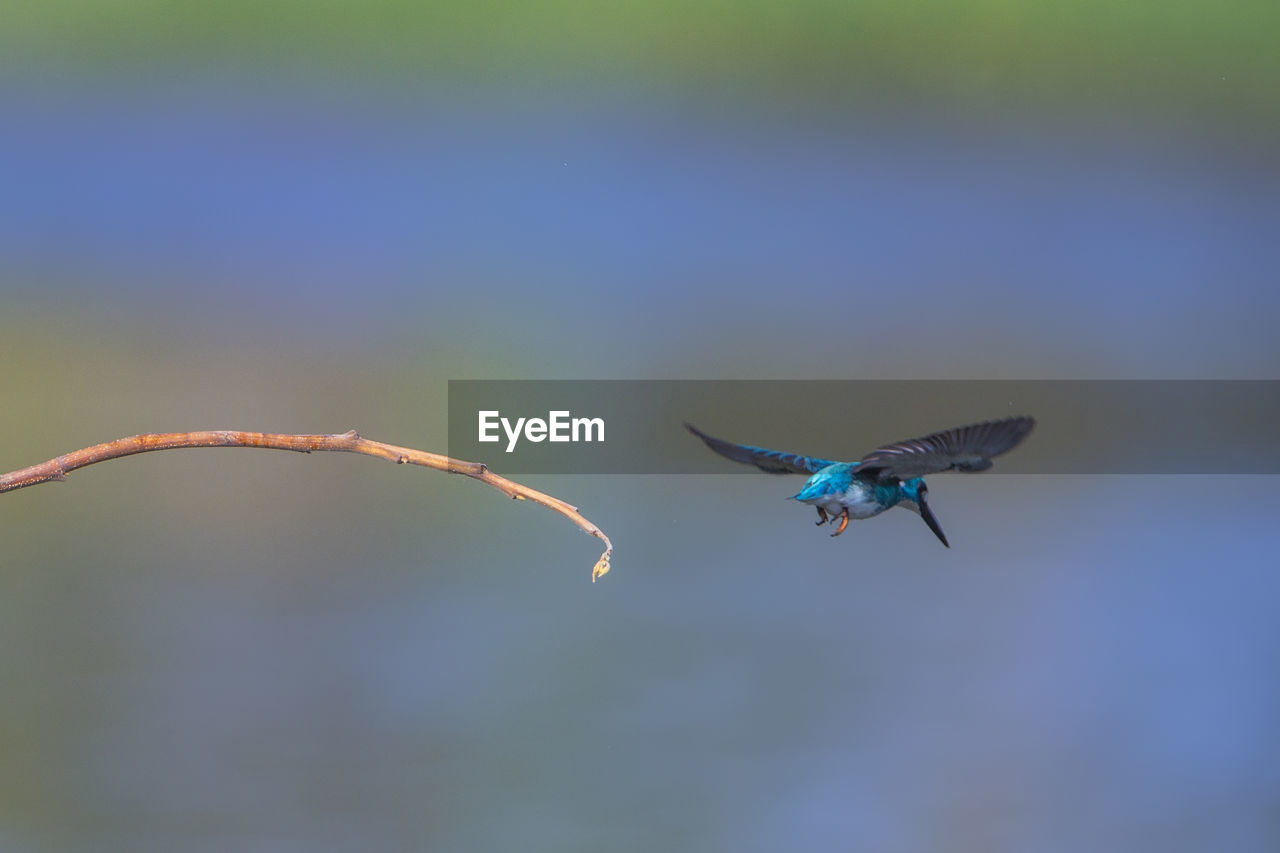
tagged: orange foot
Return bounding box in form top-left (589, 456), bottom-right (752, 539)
top-left (830, 508), bottom-right (850, 537)
top-left (815, 507), bottom-right (828, 525)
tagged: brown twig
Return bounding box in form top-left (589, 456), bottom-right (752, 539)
top-left (0, 430), bottom-right (612, 581)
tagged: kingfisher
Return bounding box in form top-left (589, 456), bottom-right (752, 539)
top-left (685, 416), bottom-right (1035, 547)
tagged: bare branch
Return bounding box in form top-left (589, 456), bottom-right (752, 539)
top-left (0, 429), bottom-right (612, 581)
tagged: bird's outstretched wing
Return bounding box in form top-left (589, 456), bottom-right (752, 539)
top-left (857, 416), bottom-right (1035, 482)
top-left (684, 423), bottom-right (836, 475)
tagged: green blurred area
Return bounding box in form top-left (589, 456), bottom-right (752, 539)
top-left (5, 0), bottom-right (1278, 127)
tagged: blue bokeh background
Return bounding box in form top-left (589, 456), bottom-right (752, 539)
top-left (2, 3), bottom-right (1278, 850)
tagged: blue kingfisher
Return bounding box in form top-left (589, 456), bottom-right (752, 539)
top-left (685, 416), bottom-right (1035, 546)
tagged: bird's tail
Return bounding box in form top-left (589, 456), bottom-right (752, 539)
top-left (916, 485), bottom-right (950, 548)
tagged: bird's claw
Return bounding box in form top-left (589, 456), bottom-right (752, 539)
top-left (830, 509), bottom-right (850, 537)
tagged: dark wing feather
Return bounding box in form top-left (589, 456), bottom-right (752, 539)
top-left (684, 423), bottom-right (836, 475)
top-left (857, 416), bottom-right (1035, 482)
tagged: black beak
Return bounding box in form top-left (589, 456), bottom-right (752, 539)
top-left (917, 485), bottom-right (950, 548)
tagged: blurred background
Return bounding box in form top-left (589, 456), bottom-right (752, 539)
top-left (2, 2), bottom-right (1279, 850)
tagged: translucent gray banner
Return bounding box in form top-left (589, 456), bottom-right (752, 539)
top-left (447, 381), bottom-right (1279, 474)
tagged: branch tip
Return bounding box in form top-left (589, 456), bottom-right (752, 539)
top-left (591, 551), bottom-right (611, 582)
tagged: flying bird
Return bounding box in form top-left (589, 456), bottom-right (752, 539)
top-left (685, 416), bottom-right (1035, 547)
